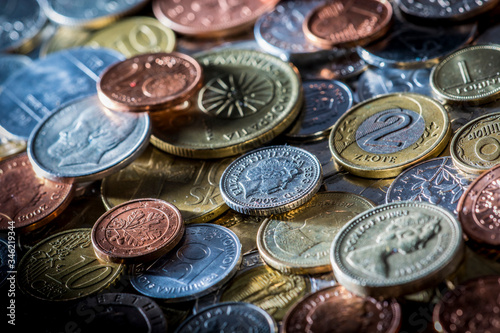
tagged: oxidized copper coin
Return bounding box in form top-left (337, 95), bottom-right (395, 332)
top-left (303, 0), bottom-right (393, 49)
top-left (281, 285), bottom-right (401, 333)
top-left (97, 52), bottom-right (203, 112)
top-left (458, 164), bottom-right (500, 246)
top-left (152, 0), bottom-right (279, 38)
top-left (434, 275), bottom-right (500, 333)
top-left (91, 198), bottom-right (184, 263)
top-left (0, 153), bottom-right (74, 232)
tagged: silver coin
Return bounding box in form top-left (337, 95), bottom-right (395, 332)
top-left (291, 139), bottom-right (336, 179)
top-left (0, 54), bottom-right (32, 89)
top-left (397, 0), bottom-right (499, 22)
top-left (300, 48), bottom-right (367, 80)
top-left (131, 224), bottom-right (242, 302)
top-left (27, 95), bottom-right (151, 183)
top-left (386, 157), bottom-right (474, 215)
top-left (220, 145), bottom-right (323, 216)
top-left (331, 201), bottom-right (464, 298)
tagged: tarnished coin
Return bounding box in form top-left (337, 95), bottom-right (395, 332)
top-left (98, 52), bottom-right (202, 112)
top-left (27, 95), bottom-right (151, 183)
top-left (0, 54), bottom-right (32, 88)
top-left (329, 93), bottom-right (450, 178)
top-left (257, 192), bottom-right (374, 274)
top-left (331, 201), bottom-right (464, 297)
top-left (281, 285), bottom-right (402, 333)
top-left (431, 45), bottom-right (500, 104)
top-left (39, 26), bottom-right (91, 57)
top-left (131, 224), bottom-right (241, 301)
top-left (176, 302), bottom-right (277, 333)
top-left (17, 229), bottom-right (124, 301)
top-left (397, 0), bottom-right (499, 22)
top-left (91, 199), bottom-right (184, 264)
top-left (220, 146), bottom-right (322, 216)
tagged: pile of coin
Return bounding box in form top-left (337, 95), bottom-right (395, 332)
top-left (2, 0), bottom-right (500, 332)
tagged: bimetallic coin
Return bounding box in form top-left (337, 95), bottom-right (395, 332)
top-left (28, 96), bottom-right (151, 183)
top-left (39, 26), bottom-right (91, 57)
top-left (220, 146), bottom-right (322, 216)
top-left (331, 201), bottom-right (464, 298)
top-left (257, 192), bottom-right (374, 274)
top-left (175, 302), bottom-right (277, 333)
top-left (0, 54), bottom-right (32, 88)
top-left (85, 16), bottom-right (176, 58)
top-left (397, 0), bottom-right (499, 22)
top-left (17, 229), bottom-right (124, 301)
top-left (131, 224), bottom-right (241, 301)
top-left (91, 199), bottom-right (184, 264)
top-left (282, 285), bottom-right (402, 333)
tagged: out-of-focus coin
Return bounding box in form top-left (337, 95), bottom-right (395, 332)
top-left (300, 48), bottom-right (367, 81)
top-left (257, 192), bottom-right (374, 274)
top-left (281, 285), bottom-right (402, 333)
top-left (153, 0), bottom-right (279, 38)
top-left (475, 23), bottom-right (500, 45)
top-left (151, 50), bottom-right (302, 159)
top-left (0, 54), bottom-right (32, 88)
top-left (397, 0), bottom-right (499, 22)
top-left (329, 93), bottom-right (450, 178)
top-left (303, 0), bottom-right (393, 49)
top-left (17, 228), bottom-right (124, 301)
top-left (39, 26), bottom-right (91, 57)
top-left (27, 95), bottom-right (151, 184)
top-left (0, 153), bottom-right (74, 232)
top-left (98, 52), bottom-right (202, 112)
top-left (431, 45), bottom-right (500, 104)
top-left (85, 16), bottom-right (176, 58)
top-left (450, 112), bottom-right (500, 175)
top-left (176, 302), bottom-right (277, 333)
top-left (433, 276), bottom-right (500, 333)
top-left (0, 47), bottom-right (124, 141)
top-left (0, 136), bottom-right (26, 161)
top-left (91, 199), bottom-right (184, 264)
top-left (331, 201), bottom-right (464, 298)
top-left (220, 145), bottom-right (322, 216)
top-left (131, 224), bottom-right (241, 301)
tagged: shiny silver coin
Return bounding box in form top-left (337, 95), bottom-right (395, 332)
top-left (131, 224), bottom-right (242, 302)
top-left (292, 139), bottom-right (337, 179)
top-left (0, 54), bottom-right (32, 89)
top-left (27, 95), bottom-right (151, 184)
top-left (397, 0), bottom-right (499, 22)
top-left (220, 145), bottom-right (323, 216)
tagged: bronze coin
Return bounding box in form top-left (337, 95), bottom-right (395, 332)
top-left (303, 0), bottom-right (393, 49)
top-left (457, 164), bottom-right (500, 246)
top-left (281, 285), bottom-right (401, 333)
top-left (433, 275), bottom-right (500, 333)
top-left (97, 52), bottom-right (203, 112)
top-left (0, 153), bottom-right (74, 232)
top-left (91, 198), bottom-right (184, 263)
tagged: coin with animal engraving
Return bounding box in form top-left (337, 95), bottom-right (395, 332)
top-left (329, 93), bottom-right (450, 178)
top-left (331, 201), bottom-right (464, 297)
top-left (397, 0), bottom-right (499, 22)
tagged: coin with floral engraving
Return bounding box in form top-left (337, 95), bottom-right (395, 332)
top-left (220, 146), bottom-right (322, 216)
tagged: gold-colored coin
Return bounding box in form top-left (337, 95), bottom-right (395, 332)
top-left (431, 45), bottom-right (500, 104)
top-left (101, 145), bottom-right (231, 223)
top-left (220, 265), bottom-right (310, 321)
top-left (329, 93), bottom-right (451, 178)
top-left (450, 112), bottom-right (500, 174)
top-left (39, 26), bottom-right (91, 57)
top-left (257, 192), bottom-right (375, 275)
top-left (85, 16), bottom-right (176, 58)
top-left (17, 228), bottom-right (123, 301)
top-left (150, 49), bottom-right (302, 159)
top-left (0, 137), bottom-right (25, 160)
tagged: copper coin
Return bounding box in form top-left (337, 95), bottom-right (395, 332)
top-left (433, 275), bottom-right (500, 333)
top-left (0, 153), bottom-right (74, 232)
top-left (281, 285), bottom-right (401, 333)
top-left (152, 0), bottom-right (279, 38)
top-left (303, 0), bottom-right (393, 49)
top-left (457, 164), bottom-right (500, 246)
top-left (97, 52), bottom-right (203, 112)
top-left (91, 198), bottom-right (184, 263)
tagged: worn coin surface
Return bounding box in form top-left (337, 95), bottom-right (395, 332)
top-left (220, 145), bottom-right (322, 216)
top-left (397, 0), bottom-right (499, 22)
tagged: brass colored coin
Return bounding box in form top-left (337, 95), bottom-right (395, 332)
top-left (257, 192), bottom-right (375, 275)
top-left (85, 16), bottom-right (176, 58)
top-left (101, 145), bottom-right (231, 224)
top-left (329, 93), bottom-right (451, 178)
top-left (17, 228), bottom-right (124, 301)
top-left (431, 45), bottom-right (500, 104)
top-left (39, 26), bottom-right (91, 57)
top-left (151, 49), bottom-right (302, 159)
top-left (450, 112), bottom-right (500, 174)
top-left (0, 136), bottom-right (26, 160)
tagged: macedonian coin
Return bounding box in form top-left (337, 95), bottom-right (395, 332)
top-left (331, 201), bottom-right (464, 298)
top-left (329, 93), bottom-right (450, 178)
top-left (257, 192), bottom-right (374, 274)
top-left (220, 146), bottom-right (322, 216)
top-left (131, 224), bottom-right (241, 301)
